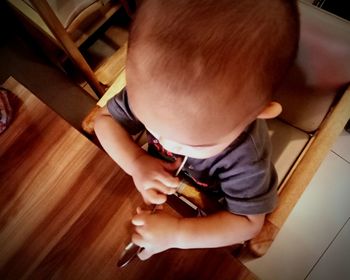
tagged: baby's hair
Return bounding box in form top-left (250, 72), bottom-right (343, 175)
top-left (128, 0), bottom-right (299, 118)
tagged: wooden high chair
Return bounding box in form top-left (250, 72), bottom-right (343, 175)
top-left (6, 0), bottom-right (134, 99)
top-left (81, 2), bottom-right (350, 260)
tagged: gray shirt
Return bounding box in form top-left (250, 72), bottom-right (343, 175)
top-left (107, 88), bottom-right (278, 215)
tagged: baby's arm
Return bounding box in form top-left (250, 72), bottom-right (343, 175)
top-left (94, 106), bottom-right (146, 176)
top-left (94, 106), bottom-right (180, 204)
top-left (132, 207), bottom-right (265, 260)
top-left (176, 211), bottom-right (265, 248)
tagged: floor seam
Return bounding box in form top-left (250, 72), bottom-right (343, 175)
top-left (330, 150), bottom-right (350, 165)
top-left (303, 216), bottom-right (350, 280)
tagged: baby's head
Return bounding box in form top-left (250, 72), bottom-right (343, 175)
top-left (126, 0), bottom-right (299, 158)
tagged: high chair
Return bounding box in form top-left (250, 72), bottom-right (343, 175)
top-left (82, 1), bottom-right (350, 260)
top-left (6, 0), bottom-right (134, 99)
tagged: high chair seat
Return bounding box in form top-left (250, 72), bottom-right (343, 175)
top-left (267, 119), bottom-right (310, 187)
top-left (275, 2), bottom-right (350, 133)
top-left (23, 0), bottom-right (98, 29)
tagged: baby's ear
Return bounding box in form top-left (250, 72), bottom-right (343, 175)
top-left (257, 102), bottom-right (282, 119)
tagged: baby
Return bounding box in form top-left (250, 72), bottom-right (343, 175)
top-left (94, 0), bottom-right (299, 260)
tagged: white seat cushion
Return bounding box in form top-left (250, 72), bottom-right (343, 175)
top-left (24, 0), bottom-right (99, 28)
top-left (276, 2), bottom-right (350, 133)
top-left (267, 119), bottom-right (310, 186)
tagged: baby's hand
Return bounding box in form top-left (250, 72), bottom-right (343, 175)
top-left (130, 154), bottom-right (181, 204)
top-left (131, 207), bottom-right (180, 260)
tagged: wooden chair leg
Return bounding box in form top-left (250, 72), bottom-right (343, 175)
top-left (30, 0), bottom-right (105, 100)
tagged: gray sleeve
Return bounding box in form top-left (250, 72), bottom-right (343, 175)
top-left (217, 120), bottom-right (278, 215)
top-left (106, 88), bottom-right (145, 135)
top-left (219, 161), bottom-right (278, 215)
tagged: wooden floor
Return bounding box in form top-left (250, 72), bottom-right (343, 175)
top-left (0, 78), bottom-right (256, 279)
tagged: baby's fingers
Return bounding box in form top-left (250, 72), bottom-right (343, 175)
top-left (143, 189), bottom-right (167, 205)
top-left (138, 248), bottom-right (154, 260)
top-left (136, 205), bottom-right (163, 215)
top-left (132, 233), bottom-right (147, 248)
top-left (145, 180), bottom-right (176, 195)
top-left (155, 171), bottom-right (180, 189)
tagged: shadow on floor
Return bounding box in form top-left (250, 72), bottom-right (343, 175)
top-left (0, 4), bottom-right (96, 132)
